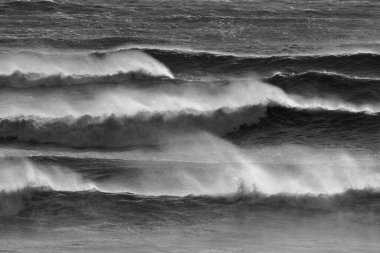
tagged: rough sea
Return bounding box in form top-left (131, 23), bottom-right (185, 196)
top-left (0, 0), bottom-right (379, 252)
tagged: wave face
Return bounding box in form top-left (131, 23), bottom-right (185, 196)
top-left (267, 71), bottom-right (380, 104)
top-left (229, 106), bottom-right (380, 150)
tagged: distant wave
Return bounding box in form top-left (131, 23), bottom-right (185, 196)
top-left (267, 71), bottom-right (380, 104)
top-left (268, 70), bottom-right (380, 83)
top-left (136, 47), bottom-right (380, 77)
top-left (114, 44), bottom-right (380, 58)
top-left (0, 50), bottom-right (173, 78)
top-left (0, 71), bottom-right (172, 89)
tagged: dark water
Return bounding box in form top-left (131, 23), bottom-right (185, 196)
top-left (0, 0), bottom-right (379, 252)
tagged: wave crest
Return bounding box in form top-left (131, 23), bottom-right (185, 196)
top-left (141, 47), bottom-right (380, 78)
top-left (267, 71), bottom-right (380, 104)
top-left (0, 71), bottom-right (170, 88)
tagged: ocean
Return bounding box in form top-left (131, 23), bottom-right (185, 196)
top-left (0, 0), bottom-right (379, 252)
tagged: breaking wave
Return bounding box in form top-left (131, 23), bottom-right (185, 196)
top-left (0, 50), bottom-right (173, 78)
top-left (1, 136), bottom-right (380, 216)
top-left (115, 44), bottom-right (380, 58)
top-left (231, 105), bottom-right (380, 149)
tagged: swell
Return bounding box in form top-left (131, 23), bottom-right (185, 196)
top-left (142, 48), bottom-right (380, 77)
top-left (0, 104), bottom-right (378, 148)
top-left (266, 71), bottom-right (380, 104)
top-left (230, 105), bottom-right (380, 149)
